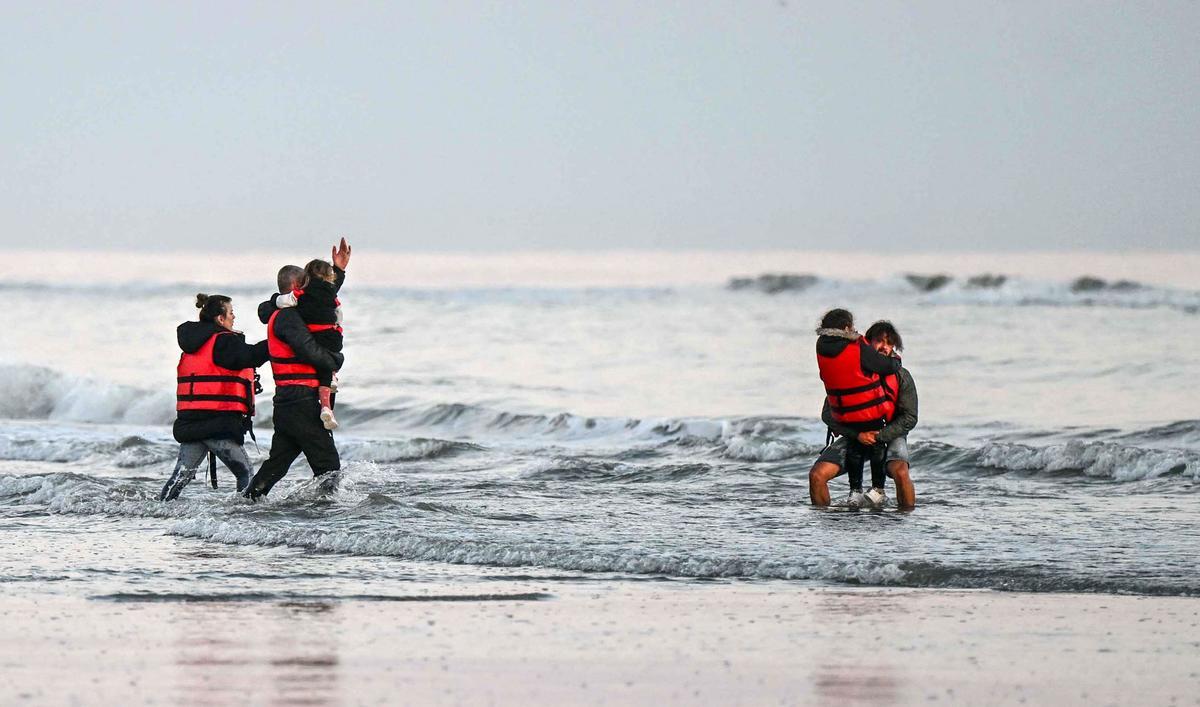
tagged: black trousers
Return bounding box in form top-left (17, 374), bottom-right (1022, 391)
top-left (245, 393), bottom-right (340, 499)
top-left (845, 438), bottom-right (887, 492)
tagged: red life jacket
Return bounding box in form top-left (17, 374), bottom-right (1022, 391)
top-left (268, 310), bottom-right (320, 387)
top-left (817, 336), bottom-right (895, 429)
top-left (881, 371), bottom-right (900, 406)
top-left (176, 332), bottom-right (255, 415)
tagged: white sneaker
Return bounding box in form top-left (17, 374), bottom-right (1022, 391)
top-left (329, 373), bottom-right (339, 394)
top-left (864, 487), bottom-right (887, 509)
top-left (320, 407), bottom-right (339, 431)
top-left (846, 490), bottom-right (865, 509)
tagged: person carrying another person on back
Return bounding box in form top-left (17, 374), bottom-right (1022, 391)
top-left (812, 320), bottom-right (918, 510)
top-left (811, 308), bottom-right (902, 509)
top-left (161, 294), bottom-right (268, 501)
top-left (273, 258), bottom-right (344, 430)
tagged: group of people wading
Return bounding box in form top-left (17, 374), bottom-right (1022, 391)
top-left (161, 249), bottom-right (917, 511)
top-left (160, 239), bottom-right (351, 502)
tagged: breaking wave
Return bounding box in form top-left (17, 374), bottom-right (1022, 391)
top-left (913, 439), bottom-right (1196, 482)
top-left (0, 364), bottom-right (173, 425)
top-left (726, 272), bottom-right (1200, 313)
top-left (5, 470), bottom-right (1197, 595)
top-left (165, 515), bottom-right (908, 584)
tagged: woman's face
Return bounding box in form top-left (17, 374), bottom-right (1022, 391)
top-left (215, 303), bottom-right (235, 330)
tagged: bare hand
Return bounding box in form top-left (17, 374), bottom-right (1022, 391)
top-left (857, 431), bottom-right (878, 445)
top-left (332, 237), bottom-right (352, 270)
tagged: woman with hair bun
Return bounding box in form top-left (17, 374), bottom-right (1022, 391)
top-left (160, 293), bottom-right (269, 501)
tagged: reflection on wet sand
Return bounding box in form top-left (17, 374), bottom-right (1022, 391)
top-left (171, 601), bottom-right (341, 705)
top-left (810, 591), bottom-right (905, 706)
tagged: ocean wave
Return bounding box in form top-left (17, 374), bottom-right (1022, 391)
top-left (1117, 420), bottom-right (1200, 447)
top-left (167, 516), bottom-right (907, 583)
top-left (0, 429), bottom-right (160, 468)
top-left (721, 435), bottom-right (816, 461)
top-left (339, 401), bottom-right (816, 445)
top-left (163, 519), bottom-right (1198, 595)
top-left (0, 364), bottom-right (175, 425)
top-left (916, 439), bottom-right (1196, 481)
top-left (519, 457), bottom-right (716, 483)
top-left (894, 561), bottom-right (1197, 597)
top-left (7, 470), bottom-right (1196, 595)
top-left (338, 438), bottom-right (483, 462)
top-left (0, 431), bottom-right (185, 468)
top-left (726, 272), bottom-right (1200, 313)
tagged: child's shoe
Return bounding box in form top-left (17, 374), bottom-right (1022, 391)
top-left (320, 406), bottom-right (339, 431)
top-left (329, 373), bottom-right (339, 394)
top-left (864, 487), bottom-right (887, 509)
top-left (846, 490), bottom-right (865, 509)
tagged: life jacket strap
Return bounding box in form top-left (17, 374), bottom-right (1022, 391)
top-left (825, 380), bottom-right (883, 396)
top-left (177, 394), bottom-right (254, 404)
top-left (830, 395), bottom-right (891, 414)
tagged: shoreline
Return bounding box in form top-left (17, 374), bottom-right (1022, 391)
top-left (3, 583), bottom-right (1198, 705)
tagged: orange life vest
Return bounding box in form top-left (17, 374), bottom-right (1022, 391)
top-left (176, 332), bottom-right (255, 415)
top-left (268, 310), bottom-right (320, 387)
top-left (817, 336), bottom-right (895, 429)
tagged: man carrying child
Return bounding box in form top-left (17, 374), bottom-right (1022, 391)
top-left (808, 309), bottom-right (919, 510)
top-left (243, 238), bottom-right (351, 500)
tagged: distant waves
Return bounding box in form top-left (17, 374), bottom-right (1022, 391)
top-left (725, 271), bottom-right (1199, 313)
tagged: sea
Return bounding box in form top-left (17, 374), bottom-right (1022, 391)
top-left (1, 250), bottom-right (1198, 601)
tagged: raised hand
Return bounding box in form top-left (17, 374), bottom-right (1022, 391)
top-left (332, 237), bottom-right (352, 270)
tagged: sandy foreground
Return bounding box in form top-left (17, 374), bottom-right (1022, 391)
top-left (1, 583), bottom-right (1198, 706)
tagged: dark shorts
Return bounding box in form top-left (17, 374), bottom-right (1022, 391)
top-left (816, 436), bottom-right (910, 476)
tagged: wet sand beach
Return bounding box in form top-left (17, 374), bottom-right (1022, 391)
top-left (3, 583), bottom-right (1198, 706)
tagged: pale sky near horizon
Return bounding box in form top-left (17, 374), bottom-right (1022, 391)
top-left (2, 2), bottom-right (1197, 252)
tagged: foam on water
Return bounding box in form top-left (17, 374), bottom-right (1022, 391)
top-left (2, 252), bottom-right (1199, 601)
top-left (0, 364), bottom-right (174, 425)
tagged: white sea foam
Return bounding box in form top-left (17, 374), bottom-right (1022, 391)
top-left (722, 435), bottom-right (811, 461)
top-left (976, 440), bottom-right (1194, 481)
top-left (337, 438), bottom-right (482, 462)
top-left (0, 364), bottom-right (174, 425)
top-left (166, 516), bottom-right (907, 582)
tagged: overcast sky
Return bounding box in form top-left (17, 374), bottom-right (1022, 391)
top-left (2, 2), bottom-right (1196, 252)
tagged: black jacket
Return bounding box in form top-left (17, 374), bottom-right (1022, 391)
top-left (294, 278), bottom-right (339, 325)
top-left (815, 331), bottom-right (902, 378)
top-left (172, 321), bottom-right (269, 444)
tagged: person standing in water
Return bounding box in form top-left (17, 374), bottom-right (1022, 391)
top-left (272, 258), bottom-right (344, 430)
top-left (811, 320), bottom-right (918, 509)
top-left (161, 294), bottom-right (268, 500)
top-left (810, 308), bottom-right (902, 508)
top-left (243, 239), bottom-right (351, 500)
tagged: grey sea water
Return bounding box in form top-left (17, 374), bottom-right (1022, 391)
top-left (1, 251), bottom-right (1198, 600)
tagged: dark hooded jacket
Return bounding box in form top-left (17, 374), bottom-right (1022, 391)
top-left (172, 321), bottom-right (269, 444)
